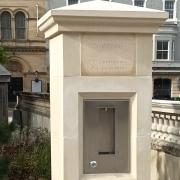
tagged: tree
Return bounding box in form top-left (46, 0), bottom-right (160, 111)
top-left (0, 47), bottom-right (8, 65)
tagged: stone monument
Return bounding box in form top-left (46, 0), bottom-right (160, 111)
top-left (38, 1), bottom-right (167, 180)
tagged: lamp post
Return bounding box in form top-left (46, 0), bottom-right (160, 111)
top-left (34, 70), bottom-right (39, 82)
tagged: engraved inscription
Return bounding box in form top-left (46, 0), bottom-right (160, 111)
top-left (81, 34), bottom-right (136, 76)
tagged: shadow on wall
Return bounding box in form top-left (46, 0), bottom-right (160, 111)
top-left (151, 150), bottom-right (180, 180)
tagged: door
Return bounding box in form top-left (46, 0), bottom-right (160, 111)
top-left (8, 77), bottom-right (23, 102)
top-left (83, 100), bottom-right (130, 174)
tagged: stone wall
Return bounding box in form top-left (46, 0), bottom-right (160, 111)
top-left (19, 92), bottom-right (50, 130)
top-left (151, 150), bottom-right (180, 180)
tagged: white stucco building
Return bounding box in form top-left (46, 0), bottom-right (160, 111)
top-left (46, 0), bottom-right (180, 99)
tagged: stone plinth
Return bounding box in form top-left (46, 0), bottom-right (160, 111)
top-left (38, 1), bottom-right (167, 180)
top-left (0, 65), bottom-right (10, 121)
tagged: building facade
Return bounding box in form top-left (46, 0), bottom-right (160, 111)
top-left (47, 0), bottom-right (180, 100)
top-left (0, 0), bottom-right (49, 102)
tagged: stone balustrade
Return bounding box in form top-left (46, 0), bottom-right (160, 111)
top-left (19, 92), bottom-right (50, 130)
top-left (151, 99), bottom-right (180, 156)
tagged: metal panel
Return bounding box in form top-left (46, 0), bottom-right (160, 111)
top-left (83, 100), bottom-right (130, 174)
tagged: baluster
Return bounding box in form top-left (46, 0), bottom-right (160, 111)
top-left (161, 114), bottom-right (169, 141)
top-left (151, 112), bottom-right (157, 139)
top-left (157, 115), bottom-right (163, 139)
top-left (177, 115), bottom-right (180, 145)
top-left (167, 115), bottom-right (176, 143)
top-left (165, 114), bottom-right (171, 143)
top-left (155, 113), bottom-right (162, 139)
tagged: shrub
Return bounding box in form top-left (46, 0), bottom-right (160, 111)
top-left (0, 119), bottom-right (51, 180)
top-left (8, 128), bottom-right (51, 180)
top-left (0, 120), bottom-right (15, 179)
top-left (0, 47), bottom-right (8, 65)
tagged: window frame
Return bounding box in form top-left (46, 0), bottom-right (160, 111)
top-left (134, 0), bottom-right (144, 7)
top-left (67, 0), bottom-right (80, 6)
top-left (153, 35), bottom-right (176, 61)
top-left (0, 11), bottom-right (12, 40)
top-left (15, 11), bottom-right (26, 40)
top-left (153, 78), bottom-right (171, 100)
top-left (156, 40), bottom-right (169, 60)
top-left (163, 0), bottom-right (177, 21)
top-left (164, 1), bottom-right (174, 19)
top-left (0, 9), bottom-right (28, 41)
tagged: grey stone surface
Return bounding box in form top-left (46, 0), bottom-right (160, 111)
top-left (0, 65), bottom-right (11, 77)
top-left (46, 0), bottom-right (66, 9)
top-left (146, 0), bottom-right (163, 10)
top-left (112, 0), bottom-right (132, 5)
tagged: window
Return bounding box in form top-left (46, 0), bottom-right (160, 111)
top-left (156, 41), bottom-right (169, 59)
top-left (165, 1), bottom-right (174, 19)
top-left (1, 11), bottom-right (12, 40)
top-left (134, 0), bottom-right (144, 7)
top-left (153, 79), bottom-right (171, 99)
top-left (15, 12), bottom-right (26, 39)
top-left (68, 0), bottom-right (78, 5)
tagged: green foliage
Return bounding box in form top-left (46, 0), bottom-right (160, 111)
top-left (8, 148), bottom-right (34, 180)
top-left (0, 47), bottom-right (8, 65)
top-left (0, 156), bottom-right (9, 179)
top-left (0, 121), bottom-right (12, 145)
top-left (0, 120), bottom-right (15, 178)
top-left (0, 120), bottom-right (16, 145)
top-left (172, 97), bottom-right (180, 101)
top-left (31, 139), bottom-right (51, 179)
top-left (0, 120), bottom-right (51, 180)
top-left (8, 128), bottom-right (51, 180)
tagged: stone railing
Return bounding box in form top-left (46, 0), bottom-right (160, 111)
top-left (151, 99), bottom-right (180, 156)
top-left (19, 92), bottom-right (50, 130)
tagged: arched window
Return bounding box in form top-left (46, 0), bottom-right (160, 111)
top-left (15, 12), bottom-right (26, 39)
top-left (1, 11), bottom-right (12, 40)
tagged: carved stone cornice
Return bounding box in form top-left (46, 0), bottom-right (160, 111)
top-left (151, 139), bottom-right (180, 157)
top-left (4, 46), bottom-right (48, 53)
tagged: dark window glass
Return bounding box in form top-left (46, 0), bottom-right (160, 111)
top-left (157, 41), bottom-right (163, 50)
top-left (68, 0), bottom-right (78, 5)
top-left (162, 51), bottom-right (168, 59)
top-left (165, 1), bottom-right (174, 19)
top-left (15, 12), bottom-right (26, 39)
top-left (157, 51), bottom-right (162, 59)
top-left (135, 0), bottom-right (144, 7)
top-left (1, 11), bottom-right (12, 40)
top-left (163, 41), bottom-right (168, 49)
top-left (153, 79), bottom-right (171, 99)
